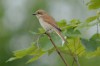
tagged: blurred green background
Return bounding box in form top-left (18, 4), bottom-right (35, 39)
top-left (0, 0), bottom-right (100, 66)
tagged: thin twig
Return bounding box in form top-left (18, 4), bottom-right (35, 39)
top-left (45, 33), bottom-right (69, 66)
top-left (36, 34), bottom-right (44, 48)
top-left (74, 55), bottom-right (80, 66)
top-left (97, 18), bottom-right (100, 37)
top-left (97, 21), bottom-right (99, 36)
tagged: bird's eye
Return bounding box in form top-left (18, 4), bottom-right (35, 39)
top-left (37, 12), bottom-right (40, 14)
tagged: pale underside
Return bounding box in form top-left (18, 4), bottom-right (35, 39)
top-left (39, 18), bottom-right (55, 33)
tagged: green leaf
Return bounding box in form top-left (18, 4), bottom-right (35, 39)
top-left (48, 47), bottom-right (55, 55)
top-left (38, 28), bottom-right (45, 33)
top-left (7, 44), bottom-right (46, 63)
top-left (29, 49), bottom-right (46, 55)
top-left (27, 50), bottom-right (45, 63)
top-left (68, 37), bottom-right (85, 55)
top-left (87, 0), bottom-right (100, 10)
top-left (86, 47), bottom-right (100, 58)
top-left (13, 44), bottom-right (37, 58)
top-left (66, 28), bottom-right (81, 38)
top-left (81, 38), bottom-right (96, 51)
top-left (6, 57), bottom-right (17, 62)
top-left (57, 19), bottom-right (67, 27)
top-left (27, 56), bottom-right (40, 63)
top-left (81, 33), bottom-right (100, 51)
top-left (65, 19), bottom-right (81, 30)
top-left (86, 16), bottom-right (97, 23)
top-left (90, 33), bottom-right (100, 46)
top-left (58, 37), bottom-right (85, 56)
top-left (70, 19), bottom-right (80, 25)
top-left (59, 36), bottom-right (100, 58)
top-left (57, 19), bottom-right (67, 31)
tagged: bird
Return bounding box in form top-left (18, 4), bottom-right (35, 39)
top-left (33, 9), bottom-right (67, 45)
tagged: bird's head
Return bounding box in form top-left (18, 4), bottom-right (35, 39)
top-left (33, 9), bottom-right (47, 18)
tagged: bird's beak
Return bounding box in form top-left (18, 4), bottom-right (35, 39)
top-left (32, 13), bottom-right (36, 15)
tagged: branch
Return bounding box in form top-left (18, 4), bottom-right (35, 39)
top-left (45, 33), bottom-right (69, 66)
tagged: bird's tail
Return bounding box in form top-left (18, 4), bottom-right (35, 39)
top-left (55, 29), bottom-right (67, 46)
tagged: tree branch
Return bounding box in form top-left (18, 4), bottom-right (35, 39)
top-left (45, 33), bottom-right (69, 66)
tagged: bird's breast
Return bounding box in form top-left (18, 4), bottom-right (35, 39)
top-left (39, 18), bottom-right (53, 32)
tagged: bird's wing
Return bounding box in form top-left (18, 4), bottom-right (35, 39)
top-left (43, 14), bottom-right (61, 31)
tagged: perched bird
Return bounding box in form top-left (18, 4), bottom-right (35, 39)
top-left (33, 9), bottom-right (67, 45)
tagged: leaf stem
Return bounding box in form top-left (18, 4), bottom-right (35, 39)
top-left (97, 21), bottom-right (99, 36)
top-left (36, 34), bottom-right (44, 49)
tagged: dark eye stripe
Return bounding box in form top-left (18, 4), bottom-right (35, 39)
top-left (37, 12), bottom-right (42, 15)
top-left (38, 12), bottom-right (40, 14)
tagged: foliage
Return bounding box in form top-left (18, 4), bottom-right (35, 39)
top-left (8, 0), bottom-right (100, 64)
top-left (87, 0), bottom-right (100, 10)
top-left (81, 34), bottom-right (100, 51)
top-left (7, 44), bottom-right (46, 63)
